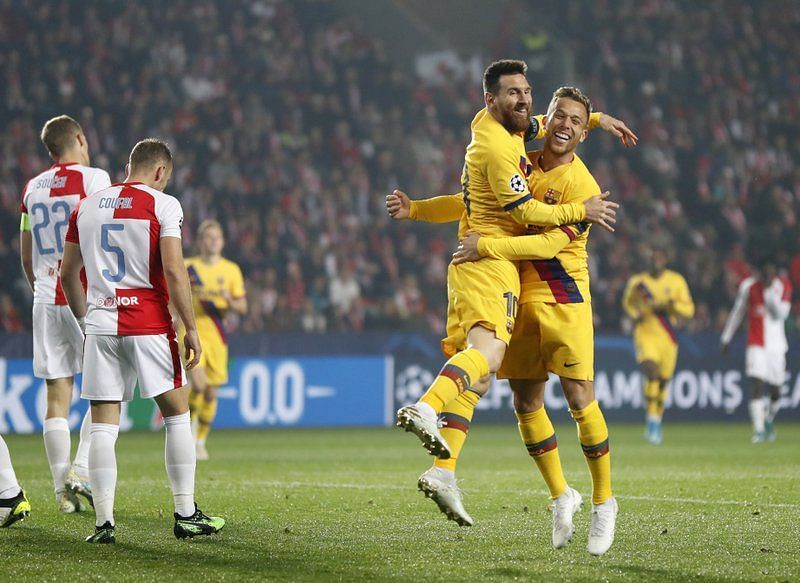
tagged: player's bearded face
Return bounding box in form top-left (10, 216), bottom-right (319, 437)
top-left (490, 74), bottom-right (532, 133)
top-left (545, 98), bottom-right (588, 155)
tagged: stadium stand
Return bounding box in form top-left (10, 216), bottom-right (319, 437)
top-left (0, 0), bottom-right (798, 334)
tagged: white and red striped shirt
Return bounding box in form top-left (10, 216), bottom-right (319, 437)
top-left (20, 163), bottom-right (111, 304)
top-left (65, 182), bottom-right (183, 336)
top-left (721, 275), bottom-right (792, 352)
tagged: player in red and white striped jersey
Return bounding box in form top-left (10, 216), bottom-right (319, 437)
top-left (61, 138), bottom-right (224, 544)
top-left (721, 260), bottom-right (792, 442)
top-left (19, 115), bottom-right (110, 514)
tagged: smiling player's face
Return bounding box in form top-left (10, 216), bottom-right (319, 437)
top-left (487, 73), bottom-right (532, 134)
top-left (545, 97), bottom-right (588, 155)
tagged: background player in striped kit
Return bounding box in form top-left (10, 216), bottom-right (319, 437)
top-left (19, 115), bottom-right (110, 513)
top-left (184, 220), bottom-right (247, 461)
top-left (622, 248), bottom-right (695, 444)
top-left (721, 256), bottom-right (792, 442)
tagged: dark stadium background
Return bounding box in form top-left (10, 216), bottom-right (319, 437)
top-left (1, 0), bottom-right (799, 429)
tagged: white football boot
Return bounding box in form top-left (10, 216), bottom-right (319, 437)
top-left (551, 486), bottom-right (583, 548)
top-left (417, 467), bottom-right (473, 526)
top-left (56, 489), bottom-right (86, 513)
top-left (396, 403), bottom-right (451, 459)
top-left (65, 466), bottom-right (93, 508)
top-left (587, 497), bottom-right (618, 556)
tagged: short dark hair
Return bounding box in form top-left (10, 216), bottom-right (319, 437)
top-left (129, 138), bottom-right (172, 171)
top-left (548, 86), bottom-right (593, 121)
top-left (483, 59), bottom-right (527, 95)
top-left (40, 115), bottom-right (82, 157)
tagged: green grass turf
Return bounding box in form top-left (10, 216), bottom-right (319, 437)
top-left (2, 422), bottom-right (798, 582)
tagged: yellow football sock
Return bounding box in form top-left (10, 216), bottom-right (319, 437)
top-left (655, 381), bottom-right (668, 419)
top-left (196, 398), bottom-right (218, 443)
top-left (517, 407), bottom-right (567, 499)
top-left (420, 348), bottom-right (489, 414)
top-left (189, 390), bottom-right (204, 419)
top-left (644, 379), bottom-right (662, 419)
top-left (570, 400), bottom-right (612, 505)
top-left (433, 390), bottom-right (480, 472)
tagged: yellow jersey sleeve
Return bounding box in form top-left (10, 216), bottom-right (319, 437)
top-left (409, 194), bottom-right (465, 223)
top-left (230, 262), bottom-right (246, 299)
top-left (670, 274), bottom-right (695, 319)
top-left (622, 275), bottom-right (643, 320)
top-left (484, 145), bottom-right (586, 226)
top-left (477, 227), bottom-right (574, 260)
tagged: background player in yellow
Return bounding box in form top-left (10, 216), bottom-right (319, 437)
top-left (392, 60), bottom-right (618, 529)
top-left (450, 87), bottom-right (622, 556)
top-left (184, 220), bottom-right (247, 460)
top-left (622, 247), bottom-right (694, 445)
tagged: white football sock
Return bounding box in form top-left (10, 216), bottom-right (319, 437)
top-left (90, 423), bottom-right (119, 527)
top-left (748, 399), bottom-right (766, 434)
top-left (766, 397), bottom-right (781, 423)
top-left (43, 417), bottom-right (71, 493)
top-left (72, 409), bottom-right (92, 474)
top-left (164, 412), bottom-right (196, 517)
top-left (0, 435), bottom-right (20, 499)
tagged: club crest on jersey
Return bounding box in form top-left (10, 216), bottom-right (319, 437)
top-left (518, 156), bottom-right (533, 177)
top-left (544, 188), bottom-right (561, 205)
top-left (509, 174), bottom-right (526, 194)
top-left (97, 296), bottom-right (139, 307)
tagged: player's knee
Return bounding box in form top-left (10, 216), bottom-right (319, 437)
top-left (561, 379), bottom-right (594, 410)
top-left (470, 375), bottom-right (492, 396)
top-left (512, 390), bottom-right (543, 413)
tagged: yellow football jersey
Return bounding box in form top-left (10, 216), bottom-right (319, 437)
top-left (457, 108), bottom-right (585, 240)
top-left (185, 256), bottom-right (245, 342)
top-left (622, 270), bottom-right (695, 342)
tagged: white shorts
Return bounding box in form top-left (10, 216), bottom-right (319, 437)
top-left (32, 303), bottom-right (84, 379)
top-left (745, 345), bottom-right (786, 387)
top-left (81, 333), bottom-right (186, 402)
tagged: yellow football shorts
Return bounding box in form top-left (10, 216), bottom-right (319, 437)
top-left (633, 327), bottom-right (678, 380)
top-left (184, 324), bottom-right (229, 386)
top-left (441, 259), bottom-right (520, 357)
top-left (498, 300), bottom-right (594, 381)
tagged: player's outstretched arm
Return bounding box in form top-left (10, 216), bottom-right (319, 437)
top-left (386, 189), bottom-right (464, 223)
top-left (61, 242), bottom-right (87, 324)
top-left (19, 214), bottom-right (35, 292)
top-left (161, 237), bottom-right (202, 369)
top-left (507, 191), bottom-right (618, 232)
top-left (451, 228), bottom-right (575, 265)
top-left (596, 114), bottom-right (638, 147)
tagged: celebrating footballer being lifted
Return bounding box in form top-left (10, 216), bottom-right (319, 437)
top-left (390, 60), bottom-right (631, 555)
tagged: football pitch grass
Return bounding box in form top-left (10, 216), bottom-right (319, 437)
top-left (3, 422), bottom-right (798, 582)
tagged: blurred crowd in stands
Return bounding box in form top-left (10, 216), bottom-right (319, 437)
top-left (1, 0), bottom-right (798, 336)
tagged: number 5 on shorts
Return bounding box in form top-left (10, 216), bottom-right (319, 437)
top-left (101, 223), bottom-right (126, 282)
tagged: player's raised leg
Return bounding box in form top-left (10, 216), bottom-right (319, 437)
top-left (397, 325), bottom-right (500, 459)
top-left (511, 379), bottom-right (581, 548)
top-left (0, 435), bottom-right (31, 528)
top-left (562, 378), bottom-right (616, 556)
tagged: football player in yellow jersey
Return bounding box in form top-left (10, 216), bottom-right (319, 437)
top-left (395, 87), bottom-right (628, 556)
top-left (622, 248), bottom-right (694, 445)
top-left (391, 59), bottom-right (618, 536)
top-left (184, 220), bottom-right (247, 460)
